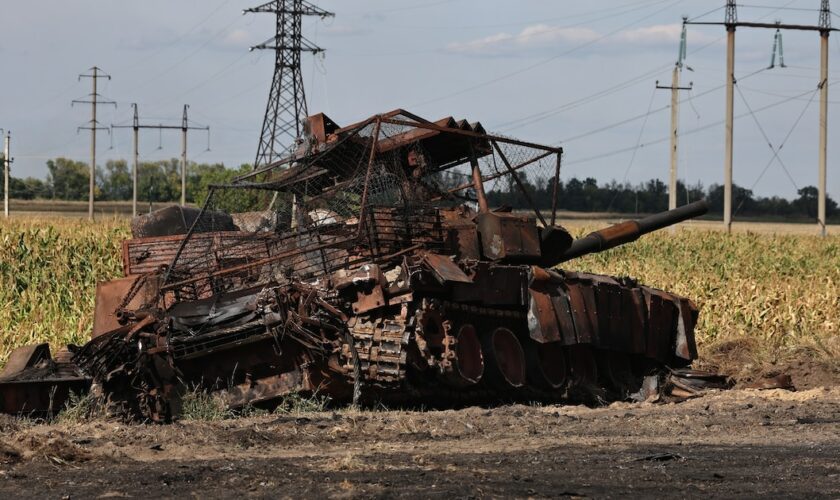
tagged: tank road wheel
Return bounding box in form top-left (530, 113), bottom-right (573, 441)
top-left (481, 327), bottom-right (527, 389)
top-left (525, 340), bottom-right (567, 391)
top-left (441, 324), bottom-right (484, 387)
top-left (566, 344), bottom-right (599, 387)
top-left (597, 351), bottom-right (640, 397)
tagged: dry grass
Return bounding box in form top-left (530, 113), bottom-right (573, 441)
top-left (0, 216), bottom-right (837, 380)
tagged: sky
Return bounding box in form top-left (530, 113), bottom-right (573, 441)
top-left (1, 0), bottom-right (839, 201)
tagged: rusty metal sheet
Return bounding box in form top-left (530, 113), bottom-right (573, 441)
top-left (607, 284), bottom-right (626, 351)
top-left (353, 284), bottom-right (387, 314)
top-left (451, 263), bottom-right (526, 306)
top-left (527, 289), bottom-right (562, 343)
top-left (0, 344), bottom-right (51, 379)
top-left (218, 370), bottom-right (306, 409)
top-left (447, 226), bottom-right (480, 260)
top-left (476, 212), bottom-right (541, 261)
top-left (550, 289), bottom-right (578, 346)
top-left (0, 378), bottom-right (91, 415)
top-left (623, 287), bottom-right (647, 355)
top-left (422, 252), bottom-right (472, 284)
top-left (579, 282), bottom-right (601, 347)
top-left (0, 344), bottom-right (91, 415)
top-left (93, 276), bottom-right (158, 338)
top-left (673, 298), bottom-right (698, 363)
top-left (643, 288), bottom-right (676, 363)
top-left (566, 282), bottom-right (593, 344)
top-left (594, 283), bottom-right (613, 350)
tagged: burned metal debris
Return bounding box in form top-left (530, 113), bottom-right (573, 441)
top-left (0, 344), bottom-right (90, 416)
top-left (4, 109), bottom-right (713, 421)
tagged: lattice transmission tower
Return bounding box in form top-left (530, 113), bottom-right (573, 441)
top-left (245, 0), bottom-right (334, 170)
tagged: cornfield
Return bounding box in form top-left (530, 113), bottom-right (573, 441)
top-left (0, 218), bottom-right (128, 363)
top-left (0, 218), bottom-right (837, 378)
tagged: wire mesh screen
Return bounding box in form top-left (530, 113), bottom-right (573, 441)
top-left (158, 113), bottom-right (561, 305)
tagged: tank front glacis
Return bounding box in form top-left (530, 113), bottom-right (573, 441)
top-left (74, 109), bottom-right (707, 422)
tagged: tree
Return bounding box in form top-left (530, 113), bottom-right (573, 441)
top-left (98, 160), bottom-right (132, 201)
top-left (137, 159), bottom-right (180, 203)
top-left (47, 158), bottom-right (90, 200)
top-left (792, 186), bottom-right (838, 219)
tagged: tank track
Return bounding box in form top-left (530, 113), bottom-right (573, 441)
top-left (337, 284), bottom-right (694, 405)
top-left (340, 311), bottom-right (410, 389)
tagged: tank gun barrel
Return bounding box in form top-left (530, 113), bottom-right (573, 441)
top-left (557, 200), bottom-right (709, 263)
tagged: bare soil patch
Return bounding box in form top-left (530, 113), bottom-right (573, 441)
top-left (0, 387), bottom-right (837, 498)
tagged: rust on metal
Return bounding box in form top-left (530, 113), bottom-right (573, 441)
top-left (1, 109), bottom-right (711, 420)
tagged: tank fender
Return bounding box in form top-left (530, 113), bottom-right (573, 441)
top-left (526, 266), bottom-right (570, 344)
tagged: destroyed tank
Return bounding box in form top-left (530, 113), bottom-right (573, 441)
top-left (71, 109), bottom-right (709, 422)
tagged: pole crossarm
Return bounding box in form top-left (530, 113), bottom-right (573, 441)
top-left (111, 104), bottom-right (210, 215)
top-left (244, 0), bottom-right (333, 17)
top-left (686, 21), bottom-right (838, 32)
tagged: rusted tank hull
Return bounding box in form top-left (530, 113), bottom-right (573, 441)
top-left (73, 254), bottom-right (698, 421)
top-left (5, 110), bottom-right (710, 420)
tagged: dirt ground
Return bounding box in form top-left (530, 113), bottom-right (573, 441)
top-left (0, 386), bottom-right (837, 499)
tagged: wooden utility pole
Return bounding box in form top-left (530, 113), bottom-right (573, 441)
top-left (657, 19), bottom-right (693, 214)
top-left (113, 104), bottom-right (209, 215)
top-left (687, 1), bottom-right (836, 235)
top-left (73, 67), bottom-right (116, 220)
top-left (3, 130), bottom-right (10, 218)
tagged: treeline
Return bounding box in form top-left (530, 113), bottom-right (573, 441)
top-left (0, 157), bottom-right (250, 205)
top-left (485, 174), bottom-right (839, 220)
top-left (0, 157), bottom-right (837, 220)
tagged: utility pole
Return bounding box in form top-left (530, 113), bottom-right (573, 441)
top-left (245, 0), bottom-right (334, 170)
top-left (724, 1), bottom-right (737, 233)
top-left (819, 0), bottom-right (830, 237)
top-left (687, 1), bottom-right (836, 234)
top-left (133, 106), bottom-right (140, 216)
top-left (113, 105), bottom-right (209, 213)
top-left (181, 105), bottom-right (189, 207)
top-left (2, 130), bottom-right (10, 218)
top-left (657, 19), bottom-right (693, 213)
top-left (73, 67), bottom-right (116, 220)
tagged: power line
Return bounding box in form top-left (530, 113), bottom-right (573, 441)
top-left (562, 85), bottom-right (823, 169)
top-left (495, 0), bottom-right (806, 134)
top-left (112, 104), bottom-right (211, 214)
top-left (358, 0), bottom-right (462, 15)
top-left (607, 87), bottom-right (658, 211)
top-left (388, 0), bottom-right (666, 31)
top-left (126, 14), bottom-right (245, 96)
top-left (553, 67), bottom-right (768, 145)
top-left (408, 0), bottom-right (685, 109)
top-left (117, 0), bottom-right (236, 76)
top-left (733, 85), bottom-right (819, 216)
top-left (735, 83), bottom-right (800, 191)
